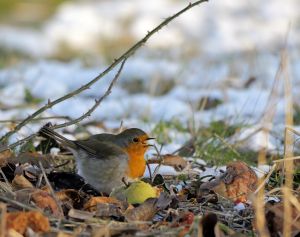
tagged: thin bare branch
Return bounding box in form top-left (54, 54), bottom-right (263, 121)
top-left (52, 59), bottom-right (126, 129)
top-left (38, 161), bottom-right (64, 217)
top-left (0, 0), bottom-right (208, 144)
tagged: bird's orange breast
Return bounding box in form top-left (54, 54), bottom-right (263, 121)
top-left (124, 143), bottom-right (148, 178)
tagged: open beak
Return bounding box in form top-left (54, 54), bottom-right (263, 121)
top-left (143, 137), bottom-right (155, 148)
top-left (145, 137), bottom-right (155, 140)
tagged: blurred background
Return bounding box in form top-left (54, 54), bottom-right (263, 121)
top-left (0, 0), bottom-right (299, 156)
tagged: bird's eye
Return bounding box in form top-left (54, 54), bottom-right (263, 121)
top-left (133, 137), bottom-right (139, 142)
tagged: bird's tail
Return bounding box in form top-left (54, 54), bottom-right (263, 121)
top-left (39, 124), bottom-right (77, 149)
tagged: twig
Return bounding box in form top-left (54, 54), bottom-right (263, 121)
top-left (152, 144), bottom-right (164, 180)
top-left (38, 161), bottom-right (64, 217)
top-left (0, 168), bottom-right (10, 186)
top-left (0, 59), bottom-right (126, 152)
top-left (254, 163), bottom-right (277, 194)
top-left (273, 155), bottom-right (300, 163)
top-left (146, 161), bottom-right (152, 181)
top-left (0, 134), bottom-right (36, 153)
top-left (0, 196), bottom-right (37, 211)
top-left (0, 116), bottom-right (71, 123)
top-left (0, 203), bottom-right (6, 237)
top-left (52, 59), bottom-right (126, 129)
top-left (0, 0), bottom-right (208, 144)
top-left (0, 169), bottom-right (14, 196)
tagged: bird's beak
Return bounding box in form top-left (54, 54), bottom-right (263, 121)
top-left (145, 137), bottom-right (155, 140)
top-left (143, 137), bottom-right (155, 148)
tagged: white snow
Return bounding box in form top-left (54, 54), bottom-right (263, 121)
top-left (0, 0), bottom-right (299, 157)
top-left (143, 164), bottom-right (178, 178)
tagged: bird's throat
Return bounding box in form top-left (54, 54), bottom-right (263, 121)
top-left (124, 145), bottom-right (147, 178)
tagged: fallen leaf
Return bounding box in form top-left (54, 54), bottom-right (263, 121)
top-left (0, 150), bottom-right (14, 167)
top-left (125, 192), bottom-right (171, 222)
top-left (265, 202), bottom-right (300, 236)
top-left (6, 228), bottom-right (23, 237)
top-left (200, 161), bottom-right (257, 203)
top-left (12, 175), bottom-right (34, 189)
top-left (68, 208), bottom-right (94, 220)
top-left (224, 161), bottom-right (257, 203)
top-left (56, 189), bottom-right (85, 210)
top-left (171, 211), bottom-right (195, 237)
top-left (6, 211), bottom-right (50, 234)
top-left (148, 154), bottom-right (188, 171)
top-left (84, 196), bottom-right (121, 212)
top-left (95, 203), bottom-right (123, 218)
top-left (124, 198), bottom-right (157, 222)
top-left (161, 154), bottom-right (188, 171)
top-left (31, 189), bottom-right (61, 217)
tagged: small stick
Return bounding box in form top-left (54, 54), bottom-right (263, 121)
top-left (152, 144), bottom-right (164, 180)
top-left (146, 161), bottom-right (152, 181)
top-left (53, 59), bottom-right (127, 130)
top-left (0, 196), bottom-right (37, 211)
top-left (0, 0), bottom-right (208, 143)
top-left (0, 116), bottom-right (71, 123)
top-left (254, 163), bottom-right (277, 194)
top-left (0, 168), bottom-right (10, 186)
top-left (38, 161), bottom-right (64, 217)
top-left (0, 203), bottom-right (6, 237)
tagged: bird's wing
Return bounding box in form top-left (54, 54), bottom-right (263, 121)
top-left (39, 126), bottom-right (77, 149)
top-left (74, 139), bottom-right (128, 160)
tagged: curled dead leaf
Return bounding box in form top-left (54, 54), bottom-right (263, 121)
top-left (224, 161), bottom-right (257, 203)
top-left (68, 208), bottom-right (94, 221)
top-left (125, 192), bottom-right (171, 222)
top-left (6, 228), bottom-right (23, 237)
top-left (6, 211), bottom-right (50, 234)
top-left (161, 154), bottom-right (188, 171)
top-left (56, 189), bottom-right (85, 210)
top-left (200, 161), bottom-right (257, 203)
top-left (265, 202), bottom-right (300, 236)
top-left (124, 198), bottom-right (157, 222)
top-left (84, 196), bottom-right (121, 212)
top-left (0, 150), bottom-right (14, 167)
top-left (31, 190), bottom-right (61, 217)
top-left (12, 175), bottom-right (33, 190)
top-left (148, 154), bottom-right (188, 171)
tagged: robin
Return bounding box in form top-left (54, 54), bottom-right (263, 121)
top-left (39, 126), bottom-right (154, 194)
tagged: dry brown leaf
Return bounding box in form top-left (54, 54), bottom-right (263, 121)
top-left (125, 198), bottom-right (157, 222)
top-left (161, 154), bottom-right (188, 170)
top-left (148, 154), bottom-right (188, 171)
top-left (224, 161), bottom-right (257, 203)
top-left (6, 228), bottom-right (24, 237)
top-left (56, 232), bottom-right (74, 237)
top-left (84, 196), bottom-right (121, 212)
top-left (31, 190), bottom-right (60, 217)
top-left (200, 161), bottom-right (257, 203)
top-left (56, 189), bottom-right (84, 209)
top-left (125, 193), bottom-right (171, 222)
top-left (265, 202), bottom-right (300, 236)
top-left (68, 208), bottom-right (94, 220)
top-left (95, 203), bottom-right (124, 218)
top-left (6, 211), bottom-right (50, 234)
top-left (12, 175), bottom-right (34, 189)
top-left (0, 150), bottom-right (13, 167)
